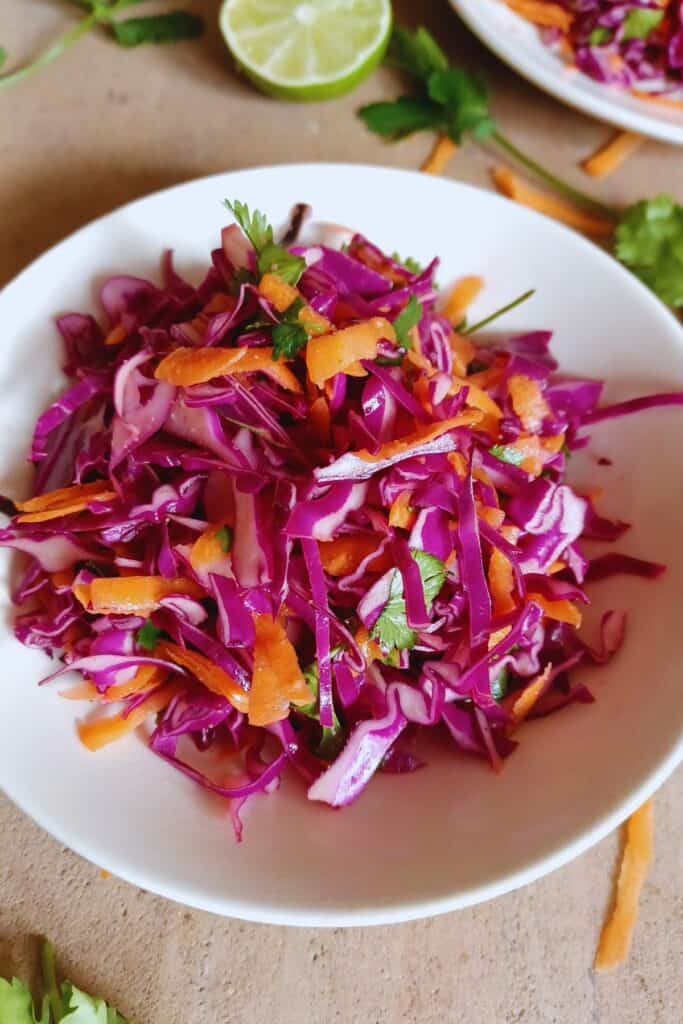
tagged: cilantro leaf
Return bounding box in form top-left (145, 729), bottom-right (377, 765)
top-left (622, 8), bottom-right (664, 41)
top-left (0, 977), bottom-right (47, 1024)
top-left (272, 322), bottom-right (308, 360)
top-left (224, 200), bottom-right (305, 285)
top-left (215, 525), bottom-right (233, 553)
top-left (372, 550), bottom-right (447, 652)
top-left (60, 982), bottom-right (127, 1023)
top-left (588, 27), bottom-right (611, 46)
top-left (491, 666), bottom-right (509, 702)
top-left (489, 444), bottom-right (525, 467)
top-left (224, 199), bottom-right (273, 251)
top-left (299, 658), bottom-right (345, 760)
top-left (392, 294), bottom-right (423, 348)
top-left (282, 296), bottom-right (305, 322)
top-left (358, 95), bottom-right (445, 139)
top-left (427, 67), bottom-right (495, 142)
top-left (615, 195), bottom-right (683, 309)
top-left (387, 25), bottom-right (449, 82)
top-left (111, 11), bottom-right (203, 47)
top-left (136, 620), bottom-right (162, 651)
top-left (391, 251), bottom-right (423, 274)
top-left (257, 244), bottom-right (305, 285)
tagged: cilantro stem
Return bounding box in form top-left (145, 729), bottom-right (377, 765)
top-left (0, 10), bottom-right (98, 91)
top-left (41, 941), bottom-right (64, 1022)
top-left (464, 288), bottom-right (535, 334)
top-left (492, 131), bottom-right (618, 220)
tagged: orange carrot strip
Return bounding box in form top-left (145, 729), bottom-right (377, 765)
top-left (488, 548), bottom-right (516, 615)
top-left (156, 640), bottom-right (248, 713)
top-left (258, 273), bottom-right (330, 333)
top-left (504, 0), bottom-right (573, 31)
top-left (450, 331), bottom-right (476, 376)
top-left (594, 801), bottom-right (654, 971)
top-left (104, 322), bottom-right (128, 347)
top-left (389, 490), bottom-right (416, 529)
top-left (491, 166), bottom-right (615, 237)
top-left (60, 682), bottom-right (98, 701)
top-left (356, 411), bottom-right (482, 464)
top-left (104, 665), bottom-right (168, 703)
top-left (421, 135), bottom-right (457, 175)
top-left (319, 535), bottom-right (392, 576)
top-left (51, 570), bottom-right (73, 589)
top-left (444, 276), bottom-right (484, 326)
top-left (508, 434), bottom-right (545, 477)
top-left (190, 526), bottom-right (230, 572)
top-left (18, 494), bottom-right (117, 524)
top-left (306, 318), bottom-right (396, 387)
top-left (489, 625), bottom-right (512, 651)
top-left (155, 345), bottom-right (301, 393)
top-left (448, 451), bottom-right (468, 478)
top-left (511, 664), bottom-right (553, 725)
top-left (248, 614), bottom-right (312, 726)
top-left (73, 575), bottom-right (204, 616)
top-left (452, 380), bottom-right (504, 420)
top-left (582, 130), bottom-right (643, 178)
top-left (478, 505), bottom-right (505, 529)
top-left (78, 680), bottom-right (184, 751)
top-left (528, 593), bottom-right (582, 627)
top-left (508, 374), bottom-right (550, 433)
top-left (16, 480), bottom-right (114, 514)
top-left (202, 292), bottom-right (235, 314)
top-left (631, 89), bottom-right (683, 110)
top-left (548, 559), bottom-right (566, 575)
top-left (309, 396), bottom-right (331, 444)
top-left (541, 432), bottom-right (566, 454)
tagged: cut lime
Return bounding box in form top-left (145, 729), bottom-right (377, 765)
top-left (219, 0), bottom-right (392, 102)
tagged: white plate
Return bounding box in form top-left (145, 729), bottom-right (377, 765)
top-left (452, 0), bottom-right (683, 145)
top-left (0, 164), bottom-right (682, 926)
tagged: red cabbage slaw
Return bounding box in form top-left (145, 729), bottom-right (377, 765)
top-left (0, 201), bottom-right (678, 838)
top-left (525, 1), bottom-right (683, 98)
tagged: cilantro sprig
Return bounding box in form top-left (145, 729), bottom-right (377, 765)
top-left (0, 940), bottom-right (127, 1023)
top-left (224, 199), bottom-right (306, 285)
top-left (392, 293), bottom-right (423, 348)
top-left (372, 549), bottom-right (447, 653)
top-left (299, 653), bottom-right (345, 760)
top-left (615, 195), bottom-right (683, 310)
top-left (360, 26), bottom-right (613, 218)
top-left (0, 2), bottom-right (203, 93)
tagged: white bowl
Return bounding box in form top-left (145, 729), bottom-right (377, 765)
top-left (0, 164), bottom-right (681, 926)
top-left (451, 0), bottom-right (683, 145)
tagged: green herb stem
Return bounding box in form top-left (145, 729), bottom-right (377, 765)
top-left (492, 131), bottom-right (618, 220)
top-left (0, 10), bottom-right (98, 91)
top-left (41, 941), bottom-right (64, 1022)
top-left (464, 288), bottom-right (535, 334)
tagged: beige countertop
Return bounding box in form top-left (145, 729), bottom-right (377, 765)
top-left (1, 2), bottom-right (681, 1021)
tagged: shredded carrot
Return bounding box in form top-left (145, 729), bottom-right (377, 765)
top-left (248, 613), bottom-right (312, 726)
top-left (488, 548), bottom-right (516, 615)
top-left (478, 505), bottom-right (505, 529)
top-left (190, 525), bottom-right (230, 572)
top-left (631, 89), bottom-right (683, 110)
top-left (508, 374), bottom-right (550, 433)
top-left (309, 396), bottom-right (331, 444)
top-left (488, 625), bottom-right (512, 650)
top-left (104, 322), bottom-right (128, 347)
top-left (540, 432), bottom-right (566, 454)
top-left (202, 292), bottom-right (235, 315)
top-left (582, 130), bottom-right (644, 178)
top-left (511, 664), bottom-right (553, 725)
top-left (444, 277), bottom-right (484, 327)
top-left (452, 380), bottom-right (504, 421)
top-left (155, 345), bottom-right (302, 393)
top-left (448, 451), bottom-right (468, 478)
top-left (528, 592), bottom-right (582, 627)
top-left (504, 0), bottom-right (573, 31)
top-left (421, 135), bottom-right (457, 175)
top-left (356, 411), bottom-right (482, 463)
top-left (77, 679), bottom-right (184, 751)
top-left (258, 272), bottom-right (330, 333)
top-left (389, 491), bottom-right (417, 529)
top-left (73, 575), bottom-right (204, 616)
top-left (594, 800), bottom-right (654, 971)
top-left (16, 480), bottom-right (115, 523)
top-left (156, 639), bottom-right (249, 713)
top-left (50, 570), bottom-right (73, 589)
top-left (355, 626), bottom-right (385, 666)
top-left (548, 559), bottom-right (566, 575)
top-left (508, 434), bottom-right (545, 477)
top-left (306, 318), bottom-right (396, 387)
top-left (491, 166), bottom-right (615, 237)
top-left (450, 331), bottom-right (476, 376)
top-left (319, 535), bottom-right (392, 576)
top-left (59, 681), bottom-right (98, 701)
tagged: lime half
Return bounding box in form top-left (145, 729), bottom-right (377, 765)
top-left (220, 0), bottom-right (392, 101)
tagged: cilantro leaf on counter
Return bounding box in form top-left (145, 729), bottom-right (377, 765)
top-left (111, 11), bottom-right (204, 47)
top-left (615, 195), bottom-right (683, 309)
top-left (358, 95), bottom-right (444, 138)
top-left (372, 550), bottom-right (447, 652)
top-left (427, 67), bottom-right (495, 142)
top-left (392, 294), bottom-right (423, 348)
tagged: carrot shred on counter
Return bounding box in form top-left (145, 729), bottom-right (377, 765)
top-left (582, 130), bottom-right (644, 178)
top-left (356, 410), bottom-right (482, 463)
top-left (73, 575), bottom-right (204, 616)
top-left (444, 276), bottom-right (484, 327)
top-left (491, 166), bottom-right (616, 237)
top-left (155, 345), bottom-right (302, 393)
top-left (504, 0), bottom-right (573, 31)
top-left (319, 534), bottom-right (392, 576)
top-left (155, 639), bottom-right (249, 713)
top-left (421, 135), bottom-right (458, 175)
top-left (77, 679), bottom-right (185, 751)
top-left (594, 801), bottom-right (654, 971)
top-left (306, 318), bottom-right (396, 387)
top-left (248, 614), bottom-right (312, 726)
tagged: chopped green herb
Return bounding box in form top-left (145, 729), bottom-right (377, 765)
top-left (372, 550), bottom-right (447, 652)
top-left (427, 66), bottom-right (495, 142)
top-left (467, 359), bottom-right (489, 375)
top-left (391, 251), bottom-right (423, 274)
top-left (136, 619), bottom-right (163, 651)
top-left (282, 296), bottom-right (305, 322)
top-left (588, 27), bottom-right (612, 46)
top-left (358, 95), bottom-right (444, 139)
top-left (224, 199), bottom-right (305, 285)
top-left (621, 8), bottom-right (664, 42)
top-left (463, 289), bottom-right (535, 334)
top-left (489, 444), bottom-right (525, 467)
top-left (272, 321), bottom-right (308, 360)
top-left (615, 194), bottom-right (683, 309)
top-left (299, 655), bottom-right (345, 760)
top-left (392, 293), bottom-right (423, 348)
top-left (561, 442), bottom-right (572, 459)
top-left (215, 524), bottom-right (233, 553)
top-left (491, 666), bottom-right (509, 701)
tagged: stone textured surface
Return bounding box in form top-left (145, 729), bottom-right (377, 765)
top-left (1, 2), bottom-right (681, 1021)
